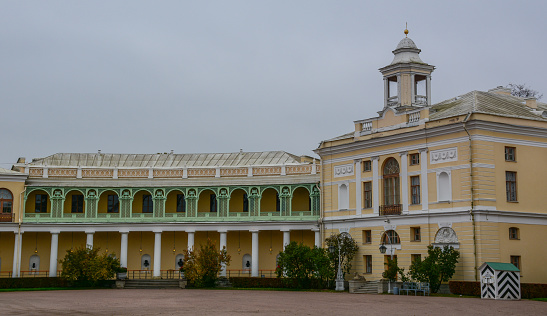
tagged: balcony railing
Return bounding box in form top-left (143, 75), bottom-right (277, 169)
top-left (0, 213), bottom-right (13, 222)
top-left (380, 204), bottom-right (402, 216)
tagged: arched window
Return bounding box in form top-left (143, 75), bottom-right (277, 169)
top-left (383, 158), bottom-right (400, 206)
top-left (242, 254), bottom-right (252, 271)
top-left (29, 254), bottom-right (40, 271)
top-left (0, 189), bottom-right (13, 213)
top-left (141, 254), bottom-right (152, 270)
top-left (338, 184), bottom-right (349, 210)
top-left (437, 171), bottom-right (451, 201)
top-left (382, 230), bottom-right (400, 244)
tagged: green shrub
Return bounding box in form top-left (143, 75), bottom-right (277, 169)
top-left (182, 238), bottom-right (231, 288)
top-left (325, 233), bottom-right (359, 277)
top-left (408, 245), bottom-right (460, 293)
top-left (59, 247), bottom-right (120, 287)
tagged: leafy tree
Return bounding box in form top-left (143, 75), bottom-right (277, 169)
top-left (181, 238), bottom-right (230, 288)
top-left (325, 233), bottom-right (359, 277)
top-left (507, 83), bottom-right (543, 100)
top-left (382, 257), bottom-right (402, 282)
top-left (408, 245), bottom-right (460, 293)
top-left (275, 241), bottom-right (334, 288)
top-left (60, 247), bottom-right (121, 286)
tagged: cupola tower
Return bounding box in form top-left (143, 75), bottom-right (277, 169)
top-left (379, 28), bottom-right (435, 109)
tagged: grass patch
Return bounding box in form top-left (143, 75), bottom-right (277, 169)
top-left (530, 298), bottom-right (547, 302)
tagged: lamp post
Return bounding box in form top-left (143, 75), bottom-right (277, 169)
top-left (329, 236), bottom-right (344, 291)
top-left (379, 231), bottom-right (394, 293)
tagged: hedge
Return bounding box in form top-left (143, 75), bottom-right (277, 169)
top-left (0, 277), bottom-right (115, 289)
top-left (229, 277), bottom-right (328, 289)
top-left (449, 281), bottom-right (547, 299)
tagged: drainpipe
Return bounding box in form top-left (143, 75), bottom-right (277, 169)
top-left (462, 113), bottom-right (478, 281)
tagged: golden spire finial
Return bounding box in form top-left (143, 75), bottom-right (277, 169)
top-left (404, 22), bottom-right (408, 37)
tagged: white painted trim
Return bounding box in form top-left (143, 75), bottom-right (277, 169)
top-left (372, 157), bottom-right (379, 215)
top-left (400, 152), bottom-right (409, 214)
top-left (355, 160), bottom-right (362, 216)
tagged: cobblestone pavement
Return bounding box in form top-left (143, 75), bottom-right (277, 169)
top-left (0, 289), bottom-right (545, 316)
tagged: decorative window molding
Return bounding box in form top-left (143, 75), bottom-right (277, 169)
top-left (432, 227), bottom-right (459, 249)
top-left (430, 147), bottom-right (458, 164)
top-left (334, 164), bottom-right (354, 178)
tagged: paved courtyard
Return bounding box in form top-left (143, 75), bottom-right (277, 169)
top-left (0, 289), bottom-right (545, 315)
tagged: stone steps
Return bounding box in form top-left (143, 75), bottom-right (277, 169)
top-left (124, 279), bottom-right (181, 289)
top-left (353, 281), bottom-right (379, 294)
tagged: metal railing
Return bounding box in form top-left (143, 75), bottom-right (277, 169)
top-left (380, 204), bottom-right (402, 216)
top-left (0, 213), bottom-right (13, 222)
top-left (225, 269), bottom-right (276, 278)
top-left (126, 269), bottom-right (184, 280)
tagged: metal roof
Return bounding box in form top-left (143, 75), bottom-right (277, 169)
top-left (0, 167), bottom-right (25, 175)
top-left (480, 262), bottom-right (520, 272)
top-left (27, 151), bottom-right (305, 168)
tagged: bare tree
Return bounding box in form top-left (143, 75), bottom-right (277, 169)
top-left (507, 83), bottom-right (543, 100)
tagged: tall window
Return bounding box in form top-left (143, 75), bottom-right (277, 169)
top-left (382, 230), bottom-right (400, 244)
top-left (210, 194), bottom-right (217, 212)
top-left (411, 254), bottom-right (422, 263)
top-left (71, 194), bottom-right (84, 213)
top-left (363, 230), bottom-right (372, 244)
top-left (505, 146), bottom-right (516, 162)
top-left (363, 160), bottom-right (372, 172)
top-left (142, 194), bottom-right (153, 213)
top-left (510, 255), bottom-right (521, 270)
top-left (35, 194), bottom-right (48, 213)
top-left (410, 153), bottom-right (420, 165)
top-left (243, 193), bottom-right (249, 212)
top-left (176, 194), bottom-right (185, 212)
top-left (365, 255), bottom-right (372, 274)
top-left (506, 171), bottom-right (517, 202)
top-left (364, 182), bottom-right (372, 208)
top-left (411, 227), bottom-right (421, 241)
top-left (0, 189), bottom-right (13, 213)
top-left (275, 193), bottom-right (280, 212)
top-left (411, 176), bottom-right (420, 204)
top-left (107, 194), bottom-right (119, 213)
top-left (509, 227), bottom-right (519, 240)
top-left (383, 158), bottom-right (400, 206)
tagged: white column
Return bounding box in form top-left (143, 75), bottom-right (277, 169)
top-left (85, 231), bottom-right (94, 249)
top-left (313, 229), bottom-right (321, 248)
top-left (282, 230), bottom-right (291, 249)
top-left (120, 232), bottom-right (129, 268)
top-left (355, 159), bottom-right (362, 216)
top-left (426, 75), bottom-right (432, 106)
top-left (187, 231), bottom-right (195, 251)
top-left (400, 152), bottom-right (409, 214)
top-left (372, 156), bottom-right (380, 215)
top-left (219, 231), bottom-right (227, 277)
top-left (12, 232), bottom-right (22, 278)
top-left (383, 78), bottom-right (389, 108)
top-left (49, 232), bottom-right (59, 277)
top-left (420, 149), bottom-right (429, 211)
top-left (251, 230), bottom-right (259, 277)
top-left (153, 231), bottom-right (162, 278)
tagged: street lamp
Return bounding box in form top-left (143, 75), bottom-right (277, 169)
top-left (328, 237), bottom-right (344, 291)
top-left (379, 231), bottom-right (395, 293)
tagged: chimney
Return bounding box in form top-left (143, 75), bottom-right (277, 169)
top-left (524, 97), bottom-right (537, 109)
top-left (488, 86), bottom-right (512, 96)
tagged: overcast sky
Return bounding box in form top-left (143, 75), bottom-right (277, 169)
top-left (1, 1), bottom-right (546, 167)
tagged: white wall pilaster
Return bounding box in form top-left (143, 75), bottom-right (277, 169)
top-left (49, 232), bottom-right (59, 277)
top-left (372, 156), bottom-right (380, 215)
top-left (400, 152), bottom-right (409, 214)
top-left (420, 149), bottom-right (429, 211)
top-left (12, 232), bottom-right (22, 278)
top-left (313, 229), bottom-right (321, 248)
top-left (355, 159), bottom-right (362, 215)
top-left (282, 230), bottom-right (291, 249)
top-left (153, 231), bottom-right (162, 277)
top-left (85, 231), bottom-right (94, 249)
top-left (251, 230), bottom-right (259, 277)
top-left (187, 231), bottom-right (195, 251)
top-left (219, 231), bottom-right (227, 277)
top-left (120, 231), bottom-right (129, 268)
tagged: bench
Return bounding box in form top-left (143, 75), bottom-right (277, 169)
top-left (399, 282), bottom-right (430, 296)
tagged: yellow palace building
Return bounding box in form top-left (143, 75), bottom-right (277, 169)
top-left (0, 152), bottom-right (320, 278)
top-left (315, 32), bottom-right (547, 283)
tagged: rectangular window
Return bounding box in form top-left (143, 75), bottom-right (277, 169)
top-left (107, 194), bottom-right (119, 213)
top-left (506, 171), bottom-right (517, 202)
top-left (176, 194), bottom-right (185, 212)
top-left (510, 255), bottom-right (521, 270)
top-left (35, 194), bottom-right (48, 213)
top-left (411, 176), bottom-right (421, 204)
top-left (505, 146), bottom-right (516, 162)
top-left (509, 227), bottom-right (519, 240)
top-left (364, 182), bottom-right (372, 208)
top-left (363, 160), bottom-right (372, 172)
top-left (411, 254), bottom-right (422, 263)
top-left (142, 194), bottom-right (153, 213)
top-left (363, 230), bottom-right (372, 244)
top-left (210, 194), bottom-right (217, 212)
top-left (71, 194), bottom-right (84, 213)
top-left (2, 201), bottom-right (12, 213)
top-left (411, 227), bottom-right (421, 241)
top-left (365, 255), bottom-right (372, 274)
top-left (243, 193), bottom-right (249, 212)
top-left (410, 153), bottom-right (420, 165)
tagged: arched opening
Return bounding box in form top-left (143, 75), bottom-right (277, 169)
top-left (382, 230), bottom-right (400, 244)
top-left (382, 158), bottom-right (401, 215)
top-left (29, 254), bottom-right (40, 272)
top-left (175, 254), bottom-right (184, 269)
top-left (141, 254), bottom-right (152, 270)
top-left (338, 184), bottom-right (349, 210)
top-left (198, 189), bottom-right (217, 213)
top-left (98, 190), bottom-right (119, 213)
top-left (0, 188), bottom-right (13, 213)
top-left (291, 187), bottom-right (310, 212)
top-left (133, 190), bottom-right (153, 214)
top-left (63, 189), bottom-right (85, 214)
top-left (260, 188), bottom-right (279, 213)
top-left (229, 189), bottom-right (248, 213)
top-left (242, 254), bottom-right (252, 271)
top-left (438, 172), bottom-right (451, 201)
top-left (165, 190), bottom-right (185, 213)
top-left (25, 190), bottom-right (50, 214)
